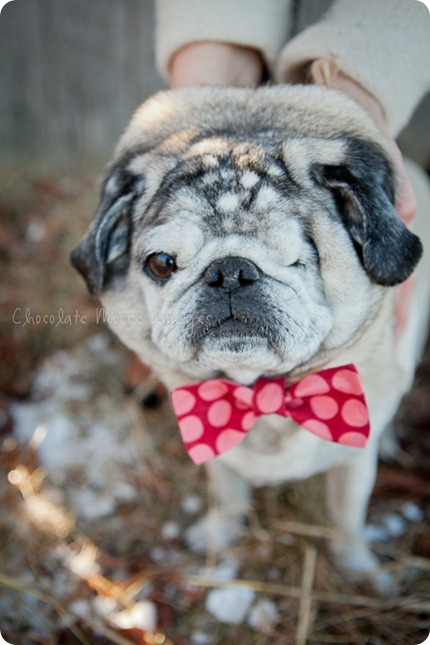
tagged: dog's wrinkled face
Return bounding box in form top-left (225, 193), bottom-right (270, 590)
top-left (139, 137), bottom-right (334, 379)
top-left (72, 87), bottom-right (422, 384)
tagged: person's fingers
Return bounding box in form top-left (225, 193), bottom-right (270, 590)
top-left (320, 71), bottom-right (417, 224)
top-left (384, 136), bottom-right (417, 224)
top-left (394, 276), bottom-right (415, 342)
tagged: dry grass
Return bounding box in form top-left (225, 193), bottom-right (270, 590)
top-left (0, 169), bottom-right (429, 645)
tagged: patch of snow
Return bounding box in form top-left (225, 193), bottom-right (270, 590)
top-left (182, 494), bottom-right (202, 515)
top-left (86, 333), bottom-right (111, 354)
top-left (54, 543), bottom-right (101, 579)
top-left (150, 546), bottom-right (168, 562)
top-left (209, 558), bottom-right (239, 581)
top-left (93, 596), bottom-right (118, 618)
top-left (205, 586), bottom-right (255, 625)
top-left (401, 502), bottom-right (423, 523)
top-left (10, 336), bottom-right (146, 519)
top-left (383, 513), bottom-right (406, 538)
top-left (26, 218), bottom-right (46, 243)
top-left (363, 524), bottom-right (390, 544)
top-left (248, 598), bottom-right (279, 632)
top-left (161, 521), bottom-right (181, 541)
top-left (108, 601), bottom-right (157, 632)
top-left (365, 504), bottom-right (421, 544)
top-left (191, 631), bottom-right (214, 645)
top-left (200, 550), bottom-right (247, 625)
top-left (69, 599), bottom-right (91, 619)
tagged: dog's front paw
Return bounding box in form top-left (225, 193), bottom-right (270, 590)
top-left (185, 510), bottom-right (244, 553)
top-left (329, 538), bottom-right (394, 595)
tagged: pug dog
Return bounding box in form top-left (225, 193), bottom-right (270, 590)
top-left (72, 85), bottom-right (430, 589)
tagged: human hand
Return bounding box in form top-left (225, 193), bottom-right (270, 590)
top-left (169, 41), bottom-right (264, 89)
top-left (322, 70), bottom-right (416, 336)
top-left (321, 70), bottom-right (417, 225)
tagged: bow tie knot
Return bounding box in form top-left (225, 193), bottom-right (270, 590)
top-left (171, 365), bottom-right (370, 464)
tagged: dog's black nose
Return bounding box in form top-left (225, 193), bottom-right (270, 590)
top-left (203, 257), bottom-right (261, 290)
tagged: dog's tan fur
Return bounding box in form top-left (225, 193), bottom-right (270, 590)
top-left (72, 86), bottom-right (430, 590)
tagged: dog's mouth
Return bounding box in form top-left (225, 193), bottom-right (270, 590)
top-left (207, 317), bottom-right (264, 339)
top-left (186, 276), bottom-right (286, 353)
top-left (190, 312), bottom-right (277, 352)
top-left (189, 313), bottom-right (286, 378)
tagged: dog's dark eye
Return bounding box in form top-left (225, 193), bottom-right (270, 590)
top-left (145, 252), bottom-right (177, 283)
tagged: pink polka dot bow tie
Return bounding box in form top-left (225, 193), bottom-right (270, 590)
top-left (171, 364), bottom-right (370, 464)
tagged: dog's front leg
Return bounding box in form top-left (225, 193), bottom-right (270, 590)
top-left (325, 443), bottom-right (392, 593)
top-left (186, 459), bottom-right (251, 553)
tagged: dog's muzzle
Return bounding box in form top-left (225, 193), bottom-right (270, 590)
top-left (189, 256), bottom-right (279, 347)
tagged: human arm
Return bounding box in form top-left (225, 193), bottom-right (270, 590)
top-left (325, 70), bottom-right (417, 224)
top-left (275, 0), bottom-right (430, 222)
top-left (275, 0), bottom-right (430, 138)
top-left (155, 0), bottom-right (293, 86)
top-left (155, 0), bottom-right (430, 221)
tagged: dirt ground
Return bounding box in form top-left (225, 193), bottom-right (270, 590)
top-left (0, 170), bottom-right (429, 645)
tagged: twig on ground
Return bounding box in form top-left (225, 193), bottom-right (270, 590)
top-left (186, 574), bottom-right (430, 612)
top-left (296, 544), bottom-right (318, 645)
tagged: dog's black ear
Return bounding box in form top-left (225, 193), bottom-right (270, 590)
top-left (71, 166), bottom-right (144, 295)
top-left (312, 139), bottom-right (422, 286)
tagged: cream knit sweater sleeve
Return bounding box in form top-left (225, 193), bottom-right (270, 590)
top-left (155, 0), bottom-right (430, 137)
top-left (276, 0), bottom-right (430, 136)
top-left (155, 0), bottom-right (293, 80)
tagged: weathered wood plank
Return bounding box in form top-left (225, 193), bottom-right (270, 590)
top-left (0, 0), bottom-right (163, 172)
top-left (0, 0), bottom-right (46, 158)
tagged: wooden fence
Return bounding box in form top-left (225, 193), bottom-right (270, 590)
top-left (0, 0), bottom-right (163, 172)
top-left (0, 0), bottom-right (428, 174)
